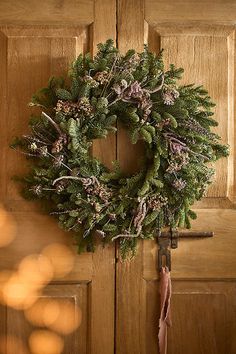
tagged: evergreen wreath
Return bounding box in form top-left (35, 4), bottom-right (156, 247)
top-left (11, 39), bottom-right (229, 257)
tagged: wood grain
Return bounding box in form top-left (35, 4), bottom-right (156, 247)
top-left (116, 2), bottom-right (146, 354)
top-left (117, 0), bottom-right (145, 174)
top-left (145, 281), bottom-right (236, 354)
top-left (88, 4), bottom-right (117, 350)
top-left (117, 1), bottom-right (236, 353)
top-left (0, 2), bottom-right (116, 353)
top-left (0, 0), bottom-right (93, 25)
top-left (143, 209), bottom-right (236, 280)
top-left (158, 26), bottom-right (231, 199)
top-left (7, 283), bottom-right (88, 354)
top-left (145, 0), bottom-right (236, 24)
top-left (91, 0), bottom-right (117, 170)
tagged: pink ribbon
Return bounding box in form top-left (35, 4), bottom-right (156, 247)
top-left (158, 266), bottom-right (172, 354)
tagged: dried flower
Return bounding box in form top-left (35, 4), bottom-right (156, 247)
top-left (123, 53), bottom-right (140, 70)
top-left (81, 176), bottom-right (111, 204)
top-left (162, 87), bottom-right (179, 105)
top-left (53, 154), bottom-right (64, 167)
top-left (167, 152), bottom-right (190, 173)
top-left (55, 99), bottom-right (92, 118)
top-left (108, 213), bottom-right (116, 221)
top-left (94, 71), bottom-right (109, 84)
top-left (83, 75), bottom-right (99, 88)
top-left (179, 117), bottom-right (216, 139)
top-left (122, 81), bottom-right (153, 118)
top-left (170, 142), bottom-right (185, 154)
top-left (123, 81), bottom-right (143, 100)
top-left (51, 134), bottom-right (67, 154)
top-left (78, 97), bottom-right (93, 116)
top-left (29, 142), bottom-right (38, 151)
top-left (31, 185), bottom-right (42, 196)
top-left (55, 100), bottom-right (73, 115)
top-left (147, 195), bottom-right (168, 210)
top-left (112, 79), bottom-right (128, 95)
top-left (39, 146), bottom-right (48, 156)
top-left (172, 178), bottom-right (187, 191)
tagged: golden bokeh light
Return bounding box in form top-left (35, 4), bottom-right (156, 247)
top-left (42, 243), bottom-right (75, 279)
top-left (48, 301), bottom-right (82, 335)
top-left (29, 330), bottom-right (64, 354)
top-left (18, 254), bottom-right (54, 288)
top-left (2, 272), bottom-right (39, 310)
top-left (25, 298), bottom-right (82, 335)
top-left (25, 298), bottom-right (60, 327)
top-left (0, 270), bottom-right (14, 304)
top-left (0, 205), bottom-right (16, 247)
top-left (0, 252), bottom-right (56, 310)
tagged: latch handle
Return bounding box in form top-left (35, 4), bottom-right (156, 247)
top-left (156, 229), bottom-right (214, 272)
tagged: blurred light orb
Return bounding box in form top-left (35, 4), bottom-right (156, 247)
top-left (25, 299), bottom-right (60, 327)
top-left (18, 254), bottom-right (54, 288)
top-left (47, 301), bottom-right (82, 335)
top-left (29, 330), bottom-right (64, 354)
top-left (42, 243), bottom-right (75, 279)
top-left (0, 270), bottom-right (14, 304)
top-left (2, 273), bottom-right (38, 310)
top-left (25, 298), bottom-right (82, 334)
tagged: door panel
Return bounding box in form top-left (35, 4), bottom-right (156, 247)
top-left (0, 1), bottom-right (116, 353)
top-left (117, 1), bottom-right (236, 353)
top-left (145, 23), bottom-right (234, 202)
top-left (4, 284), bottom-right (88, 354)
top-left (145, 281), bottom-right (236, 354)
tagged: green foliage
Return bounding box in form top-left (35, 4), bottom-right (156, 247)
top-left (56, 88), bottom-right (72, 101)
top-left (11, 39), bottom-right (229, 258)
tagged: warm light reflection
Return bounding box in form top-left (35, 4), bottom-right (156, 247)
top-left (42, 243), bottom-right (75, 279)
top-left (18, 254), bottom-right (54, 287)
top-left (2, 272), bottom-right (39, 310)
top-left (0, 243), bottom-right (76, 309)
top-left (0, 270), bottom-right (13, 304)
top-left (29, 330), bottom-right (64, 354)
top-left (25, 298), bottom-right (59, 327)
top-left (25, 298), bottom-right (82, 335)
top-left (0, 253), bottom-right (56, 310)
top-left (0, 233), bottom-right (79, 351)
top-left (0, 205), bottom-right (16, 247)
top-left (48, 301), bottom-right (82, 335)
top-left (0, 335), bottom-right (30, 354)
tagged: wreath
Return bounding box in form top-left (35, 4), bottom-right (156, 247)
top-left (11, 40), bottom-right (229, 257)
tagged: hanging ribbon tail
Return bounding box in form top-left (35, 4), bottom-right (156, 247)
top-left (158, 266), bottom-right (172, 354)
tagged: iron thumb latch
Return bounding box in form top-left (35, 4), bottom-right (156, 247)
top-left (156, 229), bottom-right (214, 272)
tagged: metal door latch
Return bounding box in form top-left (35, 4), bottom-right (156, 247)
top-left (156, 229), bottom-right (214, 271)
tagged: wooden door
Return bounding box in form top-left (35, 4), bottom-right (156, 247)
top-left (0, 1), bottom-right (116, 353)
top-left (116, 1), bottom-right (236, 354)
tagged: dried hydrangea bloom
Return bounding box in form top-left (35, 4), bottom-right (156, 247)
top-left (172, 178), bottom-right (187, 191)
top-left (162, 87), bottom-right (179, 105)
top-left (123, 81), bottom-right (143, 100)
top-left (78, 97), bottom-right (93, 116)
top-left (94, 71), bottom-right (110, 84)
top-left (82, 75), bottom-right (99, 88)
top-left (51, 134), bottom-right (67, 154)
top-left (147, 195), bottom-right (168, 210)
